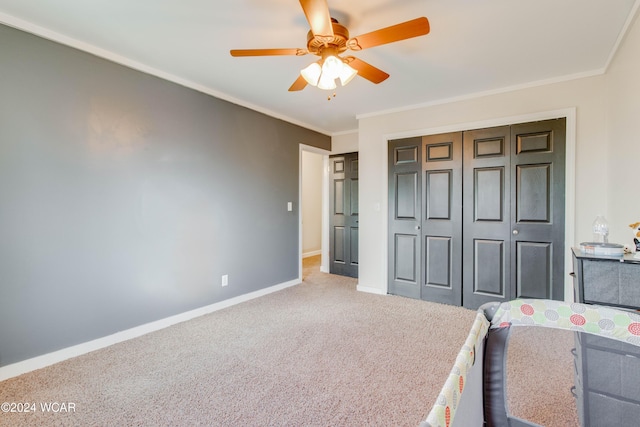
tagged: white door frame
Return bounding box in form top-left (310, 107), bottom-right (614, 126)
top-left (299, 144), bottom-right (331, 279)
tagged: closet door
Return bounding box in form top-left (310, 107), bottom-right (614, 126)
top-left (510, 118), bottom-right (565, 302)
top-left (389, 118), bottom-right (565, 308)
top-left (462, 126), bottom-right (512, 309)
top-left (463, 119), bottom-right (566, 309)
top-left (388, 138), bottom-right (422, 298)
top-left (421, 132), bottom-right (463, 305)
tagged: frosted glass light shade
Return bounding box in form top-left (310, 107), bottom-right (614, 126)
top-left (321, 55), bottom-right (343, 80)
top-left (338, 63), bottom-right (358, 86)
top-left (300, 62), bottom-right (321, 86)
top-left (317, 72), bottom-right (337, 90)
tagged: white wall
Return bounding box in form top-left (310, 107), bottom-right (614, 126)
top-left (301, 150), bottom-right (324, 257)
top-left (331, 131), bottom-right (358, 154)
top-left (606, 12), bottom-right (640, 246)
top-left (357, 75), bottom-right (608, 295)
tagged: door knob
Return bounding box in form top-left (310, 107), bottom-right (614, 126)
top-left (512, 229), bottom-right (519, 235)
top-left (415, 225), bottom-right (421, 230)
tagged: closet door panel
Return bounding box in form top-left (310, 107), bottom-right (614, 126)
top-left (463, 126), bottom-right (512, 309)
top-left (511, 118), bottom-right (565, 301)
top-left (473, 239), bottom-right (506, 297)
top-left (421, 132), bottom-right (462, 305)
top-left (516, 241), bottom-right (551, 299)
top-left (425, 236), bottom-right (452, 288)
top-left (388, 138), bottom-right (422, 298)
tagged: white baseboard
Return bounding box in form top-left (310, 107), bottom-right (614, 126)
top-left (302, 250), bottom-right (321, 258)
top-left (357, 284), bottom-right (387, 295)
top-left (0, 278), bottom-right (301, 382)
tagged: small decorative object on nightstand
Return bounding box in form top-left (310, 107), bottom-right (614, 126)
top-left (629, 222), bottom-right (640, 258)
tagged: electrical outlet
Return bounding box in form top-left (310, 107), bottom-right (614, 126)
top-left (221, 274), bottom-right (228, 287)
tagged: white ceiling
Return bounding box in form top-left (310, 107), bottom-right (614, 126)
top-left (0, 0), bottom-right (638, 135)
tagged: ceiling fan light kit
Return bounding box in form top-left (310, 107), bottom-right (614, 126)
top-left (230, 0), bottom-right (430, 93)
top-left (300, 48), bottom-right (359, 90)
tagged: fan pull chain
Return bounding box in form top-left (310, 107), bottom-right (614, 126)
top-left (327, 92), bottom-right (336, 101)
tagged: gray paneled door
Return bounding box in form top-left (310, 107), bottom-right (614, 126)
top-left (463, 119), bottom-right (565, 308)
top-left (462, 125), bottom-right (512, 308)
top-left (420, 132), bottom-right (463, 305)
top-left (330, 153), bottom-right (359, 277)
top-left (512, 119), bottom-right (565, 304)
top-left (388, 118), bottom-right (566, 309)
top-left (388, 138), bottom-right (422, 298)
top-left (388, 134), bottom-right (462, 304)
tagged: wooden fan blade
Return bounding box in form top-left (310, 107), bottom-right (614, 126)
top-left (288, 74), bottom-right (308, 91)
top-left (230, 48), bottom-right (306, 57)
top-left (299, 0), bottom-right (333, 39)
top-left (347, 57), bottom-right (390, 84)
top-left (347, 17), bottom-right (430, 51)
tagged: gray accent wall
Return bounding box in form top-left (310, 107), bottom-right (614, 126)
top-left (0, 24), bottom-right (330, 367)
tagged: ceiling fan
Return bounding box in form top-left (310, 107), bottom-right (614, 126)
top-left (230, 0), bottom-right (430, 92)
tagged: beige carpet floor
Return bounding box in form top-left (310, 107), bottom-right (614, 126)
top-left (0, 256), bottom-right (576, 426)
top-left (506, 327), bottom-right (578, 426)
